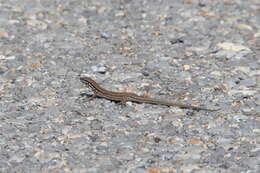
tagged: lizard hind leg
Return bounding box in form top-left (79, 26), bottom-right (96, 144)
top-left (118, 96), bottom-right (128, 106)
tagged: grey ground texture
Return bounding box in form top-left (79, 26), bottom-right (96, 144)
top-left (0, 0), bottom-right (259, 173)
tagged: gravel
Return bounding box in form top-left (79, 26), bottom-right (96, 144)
top-left (0, 0), bottom-right (259, 173)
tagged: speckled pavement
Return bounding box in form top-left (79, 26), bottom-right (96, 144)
top-left (0, 0), bottom-right (259, 173)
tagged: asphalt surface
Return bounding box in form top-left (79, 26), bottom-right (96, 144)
top-left (0, 0), bottom-right (259, 173)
